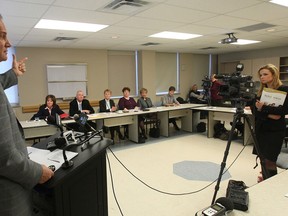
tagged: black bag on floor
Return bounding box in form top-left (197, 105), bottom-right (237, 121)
top-left (226, 180), bottom-right (249, 211)
top-left (149, 119), bottom-right (160, 138)
top-left (214, 122), bottom-right (227, 138)
top-left (196, 122), bottom-right (206, 132)
top-left (138, 134), bottom-right (146, 143)
top-left (149, 127), bottom-right (160, 138)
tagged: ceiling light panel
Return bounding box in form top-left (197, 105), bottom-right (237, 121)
top-left (149, 31), bottom-right (202, 40)
top-left (231, 39), bottom-right (261, 45)
top-left (35, 19), bottom-right (108, 32)
top-left (270, 0), bottom-right (288, 7)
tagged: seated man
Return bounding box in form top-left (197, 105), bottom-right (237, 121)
top-left (68, 90), bottom-right (95, 131)
top-left (69, 90), bottom-right (95, 116)
top-left (161, 86), bottom-right (180, 130)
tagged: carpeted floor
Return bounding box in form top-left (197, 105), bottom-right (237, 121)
top-left (106, 129), bottom-right (287, 216)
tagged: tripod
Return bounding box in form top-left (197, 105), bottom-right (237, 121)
top-left (203, 87), bottom-right (211, 107)
top-left (211, 100), bottom-right (269, 205)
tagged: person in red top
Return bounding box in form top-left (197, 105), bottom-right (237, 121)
top-left (210, 74), bottom-right (223, 106)
top-left (118, 87), bottom-right (138, 110)
top-left (118, 87), bottom-right (138, 138)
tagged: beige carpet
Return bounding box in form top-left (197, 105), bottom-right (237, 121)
top-left (106, 131), bottom-right (285, 216)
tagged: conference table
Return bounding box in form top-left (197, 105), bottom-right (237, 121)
top-left (191, 106), bottom-right (254, 145)
top-left (231, 170), bottom-right (288, 215)
top-left (21, 104), bottom-right (205, 143)
top-left (20, 119), bottom-right (59, 140)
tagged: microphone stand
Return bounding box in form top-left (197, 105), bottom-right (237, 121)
top-left (61, 129), bottom-right (103, 169)
top-left (80, 122), bottom-right (103, 151)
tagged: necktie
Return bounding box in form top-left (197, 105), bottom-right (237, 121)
top-left (78, 103), bottom-right (82, 111)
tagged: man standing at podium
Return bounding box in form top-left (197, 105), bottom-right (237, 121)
top-left (0, 14), bottom-right (54, 216)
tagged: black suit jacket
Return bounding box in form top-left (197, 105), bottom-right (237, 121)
top-left (99, 99), bottom-right (116, 112)
top-left (31, 104), bottom-right (64, 120)
top-left (69, 98), bottom-right (95, 116)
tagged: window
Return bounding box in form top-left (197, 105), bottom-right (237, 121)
top-left (107, 50), bottom-right (138, 97)
top-left (155, 52), bottom-right (179, 94)
top-left (0, 47), bottom-right (19, 105)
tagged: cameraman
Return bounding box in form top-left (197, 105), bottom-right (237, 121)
top-left (252, 64), bottom-right (288, 181)
top-left (210, 74), bottom-right (223, 106)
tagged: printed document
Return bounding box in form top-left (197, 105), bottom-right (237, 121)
top-left (260, 88), bottom-right (287, 107)
top-left (27, 147), bottom-right (78, 171)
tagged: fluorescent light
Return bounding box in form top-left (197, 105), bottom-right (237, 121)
top-left (35, 19), bottom-right (108, 32)
top-left (270, 0), bottom-right (288, 7)
top-left (231, 39), bottom-right (261, 45)
top-left (149, 31), bottom-right (202, 40)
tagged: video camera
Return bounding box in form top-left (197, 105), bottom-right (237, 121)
top-left (215, 63), bottom-right (255, 101)
top-left (202, 75), bottom-right (211, 90)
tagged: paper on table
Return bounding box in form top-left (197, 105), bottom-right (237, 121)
top-left (27, 147), bottom-right (78, 171)
top-left (260, 88), bottom-right (287, 107)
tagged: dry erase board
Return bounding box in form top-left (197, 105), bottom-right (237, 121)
top-left (47, 64), bottom-right (87, 98)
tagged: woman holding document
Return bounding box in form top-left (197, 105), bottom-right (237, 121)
top-left (253, 64), bottom-right (288, 181)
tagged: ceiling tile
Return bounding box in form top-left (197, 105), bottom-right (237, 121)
top-left (0, 0), bottom-right (49, 18)
top-left (227, 2), bottom-right (288, 22)
top-left (136, 4), bottom-right (217, 23)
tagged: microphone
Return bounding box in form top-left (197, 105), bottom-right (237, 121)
top-left (61, 130), bottom-right (104, 169)
top-left (201, 197), bottom-right (234, 216)
top-left (73, 113), bottom-right (97, 132)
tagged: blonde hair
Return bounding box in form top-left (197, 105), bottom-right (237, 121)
top-left (257, 64), bottom-right (282, 97)
top-left (104, 89), bottom-right (112, 94)
top-left (191, 84), bottom-right (197, 91)
top-left (139, 88), bottom-right (148, 94)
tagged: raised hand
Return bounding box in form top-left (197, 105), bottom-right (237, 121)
top-left (12, 54), bottom-right (28, 76)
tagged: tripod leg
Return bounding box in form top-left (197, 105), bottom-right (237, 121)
top-left (211, 113), bottom-right (241, 204)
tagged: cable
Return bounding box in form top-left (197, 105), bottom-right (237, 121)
top-left (107, 144), bottom-right (247, 196)
top-left (106, 152), bottom-right (124, 216)
top-left (106, 125), bottom-right (251, 198)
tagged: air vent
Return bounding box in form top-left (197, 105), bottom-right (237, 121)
top-left (53, 37), bottom-right (78, 42)
top-left (237, 23), bottom-right (276, 32)
top-left (141, 42), bottom-right (160, 46)
top-left (104, 0), bottom-right (150, 10)
top-left (200, 47), bottom-right (218, 50)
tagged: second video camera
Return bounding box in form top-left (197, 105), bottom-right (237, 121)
top-left (215, 63), bottom-right (255, 101)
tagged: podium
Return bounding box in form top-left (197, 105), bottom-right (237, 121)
top-left (32, 133), bottom-right (111, 216)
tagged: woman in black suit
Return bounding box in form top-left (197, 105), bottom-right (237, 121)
top-left (31, 94), bottom-right (64, 123)
top-left (253, 64), bottom-right (288, 180)
top-left (99, 89), bottom-right (124, 143)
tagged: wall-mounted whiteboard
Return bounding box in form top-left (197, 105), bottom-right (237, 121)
top-left (47, 64), bottom-right (87, 98)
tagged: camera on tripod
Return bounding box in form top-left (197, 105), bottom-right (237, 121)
top-left (202, 75), bottom-right (211, 90)
top-left (215, 63), bottom-right (255, 101)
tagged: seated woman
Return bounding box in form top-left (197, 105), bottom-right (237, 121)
top-left (118, 87), bottom-right (138, 137)
top-left (31, 94), bottom-right (65, 124)
top-left (137, 88), bottom-right (156, 138)
top-left (99, 89), bottom-right (124, 143)
top-left (188, 84), bottom-right (206, 104)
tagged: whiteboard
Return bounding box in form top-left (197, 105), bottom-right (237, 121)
top-left (48, 82), bottom-right (87, 98)
top-left (47, 64), bottom-right (87, 98)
